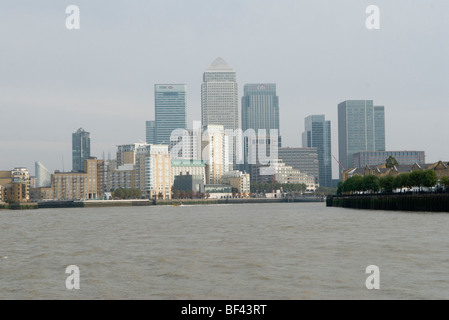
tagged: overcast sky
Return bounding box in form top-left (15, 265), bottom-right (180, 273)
top-left (1, 0), bottom-right (448, 178)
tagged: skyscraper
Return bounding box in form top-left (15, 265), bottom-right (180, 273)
top-left (374, 106), bottom-right (385, 151)
top-left (302, 115), bottom-right (332, 187)
top-left (338, 100), bottom-right (386, 175)
top-left (72, 128), bottom-right (90, 172)
top-left (241, 83), bottom-right (281, 174)
top-left (154, 84), bottom-right (187, 145)
top-left (201, 57), bottom-right (239, 167)
top-left (146, 120), bottom-right (156, 144)
top-left (241, 83), bottom-right (279, 135)
top-left (201, 57), bottom-right (239, 131)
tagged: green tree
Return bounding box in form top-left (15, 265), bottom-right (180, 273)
top-left (361, 175), bottom-right (380, 193)
top-left (314, 186), bottom-right (337, 195)
top-left (112, 188), bottom-right (124, 199)
top-left (422, 170), bottom-right (437, 189)
top-left (336, 182), bottom-right (344, 195)
top-left (343, 175), bottom-right (364, 194)
top-left (386, 156), bottom-right (399, 169)
top-left (397, 173), bottom-right (412, 190)
top-left (172, 189), bottom-right (180, 199)
top-left (440, 176), bottom-right (449, 191)
top-left (409, 170), bottom-right (424, 190)
top-left (379, 176), bottom-right (395, 193)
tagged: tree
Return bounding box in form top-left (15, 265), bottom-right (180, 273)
top-left (409, 170), bottom-right (424, 190)
top-left (361, 175), bottom-right (380, 193)
top-left (398, 173), bottom-right (412, 190)
top-left (112, 188), bottom-right (124, 199)
top-left (379, 176), bottom-right (395, 193)
top-left (440, 176), bottom-right (449, 191)
top-left (337, 182), bottom-right (344, 195)
top-left (386, 156), bottom-right (399, 169)
top-left (172, 189), bottom-right (180, 199)
top-left (422, 170), bottom-right (437, 189)
top-left (313, 186), bottom-right (336, 196)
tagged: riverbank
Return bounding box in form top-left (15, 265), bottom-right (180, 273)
top-left (0, 196), bottom-right (324, 210)
top-left (0, 203), bottom-right (39, 210)
top-left (327, 193), bottom-right (449, 212)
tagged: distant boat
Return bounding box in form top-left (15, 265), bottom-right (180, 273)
top-left (172, 203), bottom-right (182, 207)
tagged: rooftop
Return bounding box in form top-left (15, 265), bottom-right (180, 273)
top-left (205, 57), bottom-right (235, 72)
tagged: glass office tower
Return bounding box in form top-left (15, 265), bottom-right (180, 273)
top-left (146, 120), bottom-right (156, 144)
top-left (72, 128), bottom-right (91, 172)
top-left (338, 100), bottom-right (385, 176)
top-left (154, 84), bottom-right (187, 145)
top-left (302, 115), bottom-right (332, 187)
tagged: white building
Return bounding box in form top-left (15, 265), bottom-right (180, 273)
top-left (261, 159), bottom-right (318, 192)
top-left (35, 161), bottom-right (51, 188)
top-left (202, 125), bottom-right (229, 184)
top-left (170, 124), bottom-right (202, 161)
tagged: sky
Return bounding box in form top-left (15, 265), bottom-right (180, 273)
top-left (1, 0), bottom-right (448, 178)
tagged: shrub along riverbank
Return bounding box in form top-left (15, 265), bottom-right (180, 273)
top-left (327, 193), bottom-right (449, 212)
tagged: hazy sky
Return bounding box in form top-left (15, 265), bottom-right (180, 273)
top-left (1, 0), bottom-right (448, 178)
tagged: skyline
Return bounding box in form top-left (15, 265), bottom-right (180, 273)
top-left (1, 1), bottom-right (448, 177)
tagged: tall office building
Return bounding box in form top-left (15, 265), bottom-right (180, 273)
top-left (338, 100), bottom-right (386, 175)
top-left (72, 128), bottom-right (91, 172)
top-left (201, 57), bottom-right (239, 167)
top-left (374, 106), bottom-right (385, 151)
top-left (241, 83), bottom-right (280, 173)
top-left (241, 83), bottom-right (279, 135)
top-left (154, 84), bottom-right (187, 145)
top-left (302, 115), bottom-right (332, 187)
top-left (146, 120), bottom-right (156, 144)
top-left (201, 57), bottom-right (239, 131)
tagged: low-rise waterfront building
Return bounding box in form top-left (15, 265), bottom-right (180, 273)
top-left (171, 159), bottom-right (206, 185)
top-left (278, 147), bottom-right (320, 185)
top-left (343, 161), bottom-right (449, 182)
top-left (136, 144), bottom-right (172, 199)
top-left (109, 164), bottom-right (136, 191)
top-left (204, 184), bottom-right (233, 199)
top-left (0, 167), bottom-right (31, 203)
top-left (0, 185), bottom-right (5, 203)
top-left (259, 159), bottom-right (318, 192)
top-left (173, 174), bottom-right (205, 194)
top-left (221, 170), bottom-right (251, 197)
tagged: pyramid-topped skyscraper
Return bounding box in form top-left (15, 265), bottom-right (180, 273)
top-left (201, 57), bottom-right (239, 168)
top-left (201, 57), bottom-right (239, 132)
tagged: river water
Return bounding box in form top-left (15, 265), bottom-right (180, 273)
top-left (1, 203), bottom-right (448, 300)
